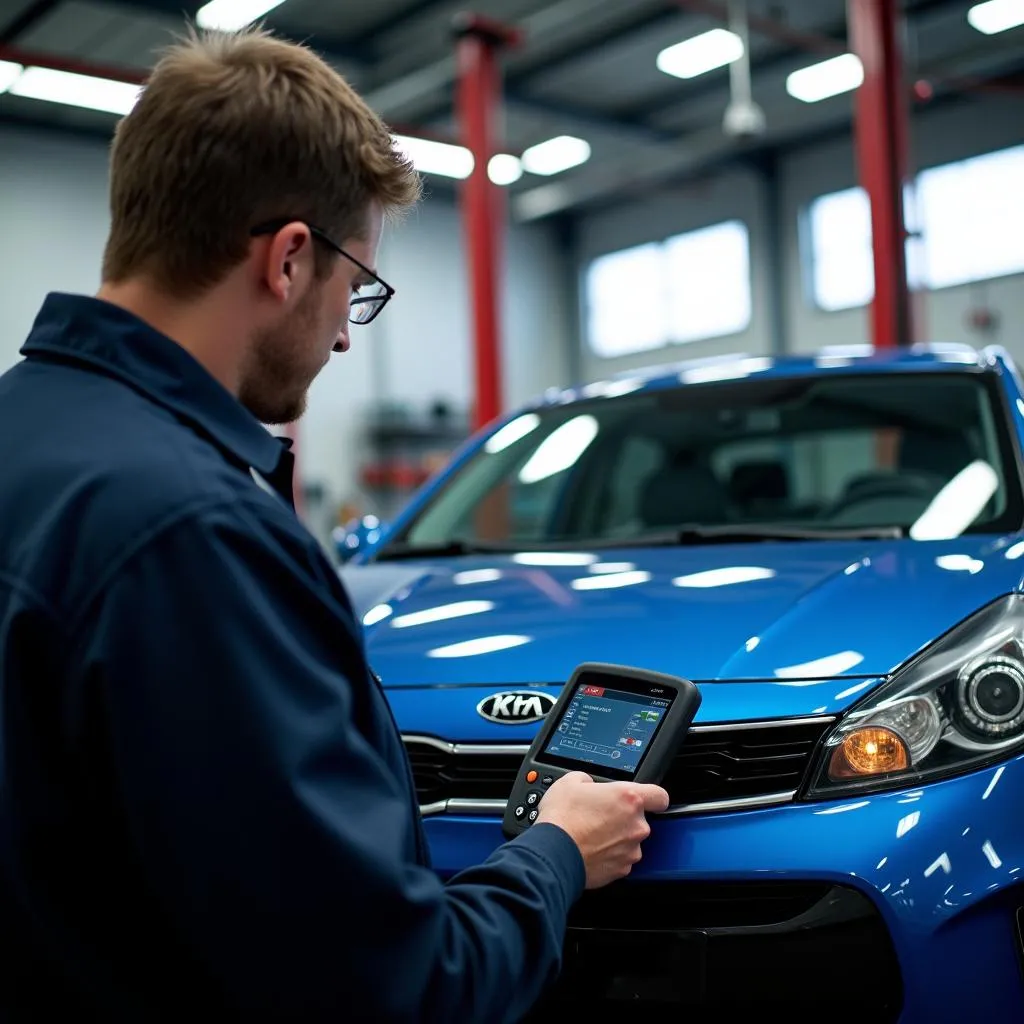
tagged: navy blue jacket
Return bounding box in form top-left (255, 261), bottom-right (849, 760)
top-left (0, 294), bottom-right (584, 1022)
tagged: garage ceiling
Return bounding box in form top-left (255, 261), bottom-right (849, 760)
top-left (1, 0), bottom-right (1021, 219)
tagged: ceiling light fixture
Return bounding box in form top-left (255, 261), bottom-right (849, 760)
top-left (0, 60), bottom-right (23, 94)
top-left (9, 66), bottom-right (141, 115)
top-left (488, 153), bottom-right (523, 185)
top-left (656, 28), bottom-right (744, 79)
top-left (521, 135), bottom-right (591, 176)
top-left (786, 53), bottom-right (864, 103)
top-left (967, 0), bottom-right (1024, 34)
top-left (394, 134), bottom-right (474, 179)
top-left (195, 0), bottom-right (288, 32)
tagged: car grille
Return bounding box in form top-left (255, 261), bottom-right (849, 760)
top-left (403, 716), bottom-right (833, 814)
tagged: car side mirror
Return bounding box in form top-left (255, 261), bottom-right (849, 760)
top-left (333, 515), bottom-right (389, 562)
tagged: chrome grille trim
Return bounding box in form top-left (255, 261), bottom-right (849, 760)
top-left (402, 713), bottom-right (838, 758)
top-left (419, 790), bottom-right (798, 818)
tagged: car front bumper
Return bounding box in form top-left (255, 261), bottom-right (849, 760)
top-left (423, 752), bottom-right (1024, 1022)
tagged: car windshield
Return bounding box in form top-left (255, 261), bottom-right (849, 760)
top-left (387, 371), bottom-right (1022, 553)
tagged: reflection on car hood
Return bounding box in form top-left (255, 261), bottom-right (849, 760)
top-left (342, 536), bottom-right (1024, 714)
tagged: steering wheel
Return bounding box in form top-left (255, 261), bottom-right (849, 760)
top-left (822, 471), bottom-right (944, 525)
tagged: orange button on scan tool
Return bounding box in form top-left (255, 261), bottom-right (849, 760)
top-left (526, 770), bottom-right (538, 783)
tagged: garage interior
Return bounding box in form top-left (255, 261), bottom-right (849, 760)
top-left (2, 0), bottom-right (1021, 553)
top-left (1, 0), bottom-right (1023, 1020)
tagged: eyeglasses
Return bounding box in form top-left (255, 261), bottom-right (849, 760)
top-left (250, 218), bottom-right (395, 325)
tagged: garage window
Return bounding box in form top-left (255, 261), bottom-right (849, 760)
top-left (806, 144), bottom-right (1024, 311)
top-left (806, 184), bottom-right (924, 312)
top-left (916, 146), bottom-right (1024, 290)
top-left (585, 220), bottom-right (752, 358)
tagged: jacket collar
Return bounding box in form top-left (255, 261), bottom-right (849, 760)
top-left (21, 292), bottom-right (290, 479)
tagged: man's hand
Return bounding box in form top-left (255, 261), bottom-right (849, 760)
top-left (535, 771), bottom-right (669, 889)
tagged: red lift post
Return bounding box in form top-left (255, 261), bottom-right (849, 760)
top-left (453, 13), bottom-right (521, 432)
top-left (847, 0), bottom-right (916, 349)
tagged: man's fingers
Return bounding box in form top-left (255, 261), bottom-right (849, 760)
top-left (634, 783), bottom-right (670, 813)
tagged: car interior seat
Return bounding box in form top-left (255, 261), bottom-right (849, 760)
top-left (639, 451), bottom-right (731, 529)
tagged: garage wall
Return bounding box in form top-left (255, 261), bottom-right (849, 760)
top-left (576, 93), bottom-right (1024, 377)
top-left (574, 165), bottom-right (773, 383)
top-left (780, 93), bottom-right (1024, 358)
top-left (0, 123), bottom-right (572, 515)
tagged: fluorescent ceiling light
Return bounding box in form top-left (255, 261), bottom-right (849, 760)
top-left (934, 554), bottom-right (985, 574)
top-left (427, 635), bottom-right (531, 658)
top-left (195, 0), bottom-right (288, 31)
top-left (656, 28), bottom-right (744, 80)
top-left (909, 460), bottom-right (999, 540)
top-left (485, 413), bottom-right (540, 454)
top-left (0, 60), bottom-right (23, 94)
top-left (672, 566), bottom-right (775, 588)
top-left (391, 600), bottom-right (494, 629)
top-left (774, 650), bottom-right (865, 679)
top-left (9, 67), bottom-right (141, 115)
top-left (453, 569), bottom-right (504, 585)
top-left (570, 570), bottom-right (652, 591)
top-left (588, 562), bottom-right (636, 574)
top-left (968, 0), bottom-right (1024, 34)
top-left (394, 134), bottom-right (474, 179)
top-left (786, 53), bottom-right (864, 103)
top-left (1005, 541), bottom-right (1024, 560)
top-left (362, 604), bottom-right (393, 626)
top-left (521, 135), bottom-right (591, 176)
top-left (679, 356), bottom-right (772, 384)
top-left (511, 552), bottom-right (596, 567)
top-left (518, 414), bottom-right (599, 484)
top-left (488, 153), bottom-right (522, 185)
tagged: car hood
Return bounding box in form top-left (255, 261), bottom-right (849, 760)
top-left (343, 536), bottom-right (1024, 721)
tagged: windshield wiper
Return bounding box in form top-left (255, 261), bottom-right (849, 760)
top-left (622, 523), bottom-right (905, 546)
top-left (373, 524), bottom-right (904, 560)
top-left (372, 539), bottom-right (522, 561)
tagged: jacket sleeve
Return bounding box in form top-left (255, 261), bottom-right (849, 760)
top-left (70, 499), bottom-right (585, 1023)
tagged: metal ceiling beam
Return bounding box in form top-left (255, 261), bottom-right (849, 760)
top-left (617, 17), bottom-right (848, 123)
top-left (363, 0), bottom-right (678, 121)
top-left (0, 41), bottom-right (149, 83)
top-left (614, 0), bottom-right (981, 125)
top-left (0, 0), bottom-right (62, 44)
top-left (504, 87), bottom-right (678, 145)
top-left (402, 3), bottom-right (685, 126)
top-left (512, 46), bottom-right (1023, 223)
top-left (357, 0), bottom-right (463, 49)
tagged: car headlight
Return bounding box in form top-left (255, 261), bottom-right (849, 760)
top-left (806, 594), bottom-right (1024, 798)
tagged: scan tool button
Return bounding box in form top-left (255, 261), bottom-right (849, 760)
top-left (541, 775), bottom-right (554, 787)
top-left (526, 770), bottom-right (538, 784)
top-left (527, 809), bottom-right (539, 823)
top-left (514, 805), bottom-right (526, 820)
top-left (526, 791), bottom-right (541, 807)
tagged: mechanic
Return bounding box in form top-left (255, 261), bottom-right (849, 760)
top-left (0, 26), bottom-right (669, 1024)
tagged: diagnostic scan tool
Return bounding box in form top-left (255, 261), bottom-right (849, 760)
top-left (502, 662), bottom-right (701, 839)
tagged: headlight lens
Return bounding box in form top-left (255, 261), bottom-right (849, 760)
top-left (806, 594), bottom-right (1024, 798)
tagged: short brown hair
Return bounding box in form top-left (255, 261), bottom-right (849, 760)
top-left (102, 26), bottom-right (422, 295)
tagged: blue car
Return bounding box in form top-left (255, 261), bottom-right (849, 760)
top-left (340, 344), bottom-right (1024, 1022)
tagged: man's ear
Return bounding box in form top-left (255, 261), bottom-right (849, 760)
top-left (259, 223), bottom-right (313, 303)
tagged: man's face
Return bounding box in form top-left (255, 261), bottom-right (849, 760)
top-left (241, 202), bottom-right (384, 424)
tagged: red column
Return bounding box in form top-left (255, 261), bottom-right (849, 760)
top-left (454, 15), bottom-right (520, 432)
top-left (847, 0), bottom-right (915, 348)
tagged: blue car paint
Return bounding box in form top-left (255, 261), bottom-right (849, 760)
top-left (341, 345), bottom-right (1024, 1021)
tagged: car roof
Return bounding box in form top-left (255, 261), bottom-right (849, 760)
top-left (529, 342), bottom-right (1017, 410)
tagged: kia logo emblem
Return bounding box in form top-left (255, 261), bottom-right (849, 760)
top-left (476, 690), bottom-right (556, 725)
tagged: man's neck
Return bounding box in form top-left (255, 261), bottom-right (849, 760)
top-left (96, 278), bottom-right (246, 397)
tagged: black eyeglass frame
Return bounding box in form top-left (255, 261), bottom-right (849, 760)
top-left (249, 218), bottom-right (395, 325)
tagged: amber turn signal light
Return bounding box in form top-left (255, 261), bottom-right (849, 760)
top-left (828, 726), bottom-right (910, 780)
